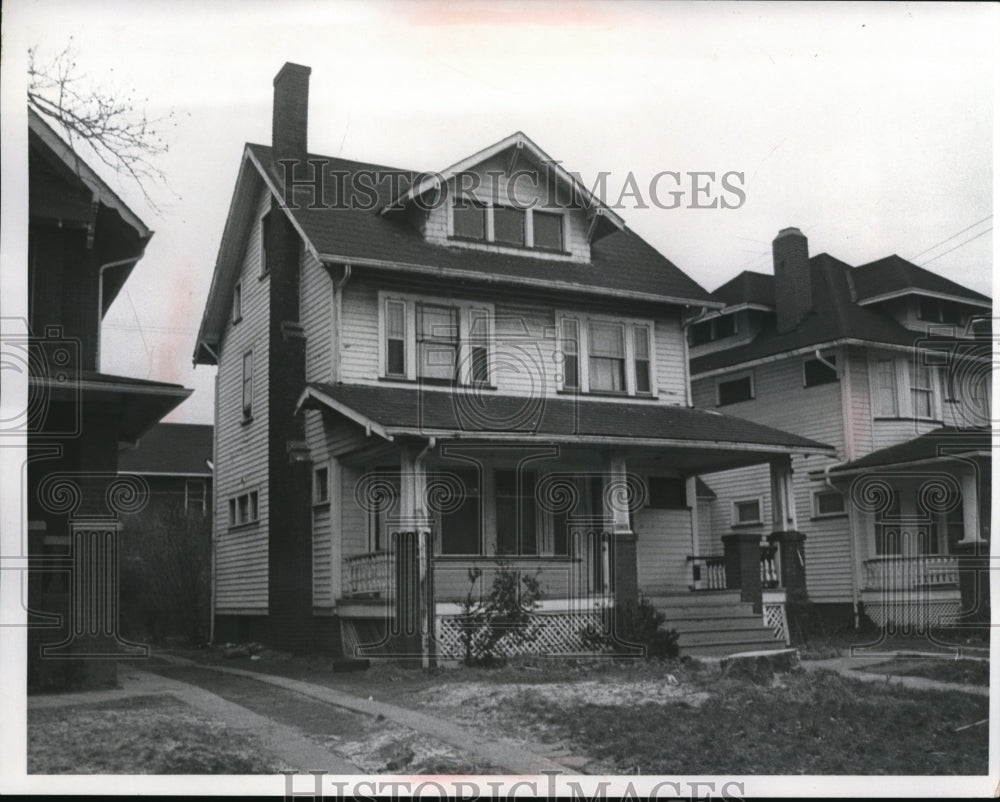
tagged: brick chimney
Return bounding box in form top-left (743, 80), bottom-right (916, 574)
top-left (272, 62), bottom-right (311, 170)
top-left (772, 227), bottom-right (812, 333)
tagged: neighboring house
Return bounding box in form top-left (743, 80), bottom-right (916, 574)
top-left (689, 227), bottom-right (992, 631)
top-left (118, 423), bottom-right (214, 517)
top-left (193, 63), bottom-right (833, 661)
top-left (25, 108), bottom-right (192, 688)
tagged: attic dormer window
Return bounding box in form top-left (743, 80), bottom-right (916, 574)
top-left (450, 198), bottom-right (566, 252)
top-left (918, 297), bottom-right (961, 324)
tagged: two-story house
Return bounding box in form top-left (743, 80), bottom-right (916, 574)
top-left (118, 423), bottom-right (214, 517)
top-left (25, 108), bottom-right (192, 689)
top-left (194, 63), bottom-right (834, 662)
top-left (689, 227), bottom-right (991, 634)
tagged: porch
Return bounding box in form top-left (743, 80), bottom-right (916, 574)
top-left (298, 383), bottom-right (833, 661)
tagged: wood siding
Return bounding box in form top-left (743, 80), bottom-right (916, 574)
top-left (635, 508), bottom-right (694, 593)
top-left (692, 355), bottom-right (851, 603)
top-left (214, 187), bottom-right (272, 613)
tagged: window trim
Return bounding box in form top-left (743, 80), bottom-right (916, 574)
top-left (241, 350), bottom-right (254, 421)
top-left (228, 490), bottom-right (260, 528)
top-left (731, 496), bottom-right (764, 527)
top-left (802, 354), bottom-right (839, 388)
top-left (313, 464), bottom-right (330, 506)
top-left (716, 371), bottom-right (755, 407)
top-left (556, 311), bottom-right (657, 398)
top-left (378, 291), bottom-right (495, 386)
top-left (259, 210), bottom-right (272, 278)
top-left (449, 198), bottom-right (569, 253)
top-left (812, 489), bottom-right (847, 519)
top-left (232, 281), bottom-right (243, 324)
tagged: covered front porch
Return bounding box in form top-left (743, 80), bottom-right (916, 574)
top-left (299, 383), bottom-right (832, 661)
top-left (825, 427), bottom-right (991, 630)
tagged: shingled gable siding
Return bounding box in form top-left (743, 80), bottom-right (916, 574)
top-left (691, 355), bottom-right (853, 604)
top-left (422, 154), bottom-right (591, 262)
top-left (337, 277), bottom-right (689, 403)
top-left (215, 187), bottom-right (272, 613)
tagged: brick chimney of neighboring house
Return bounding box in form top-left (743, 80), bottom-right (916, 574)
top-left (272, 62), bottom-right (311, 199)
top-left (772, 227), bottom-right (813, 333)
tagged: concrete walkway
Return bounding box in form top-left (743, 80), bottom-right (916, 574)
top-left (801, 656), bottom-right (990, 697)
top-left (30, 664), bottom-right (362, 773)
top-left (155, 654), bottom-right (570, 774)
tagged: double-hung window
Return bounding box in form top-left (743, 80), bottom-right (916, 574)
top-left (241, 351), bottom-right (253, 420)
top-left (588, 321), bottom-right (626, 393)
top-left (557, 313), bottom-right (655, 396)
top-left (874, 358), bottom-right (898, 416)
top-left (228, 490), bottom-right (259, 527)
top-left (910, 361), bottom-right (935, 419)
top-left (380, 292), bottom-right (494, 386)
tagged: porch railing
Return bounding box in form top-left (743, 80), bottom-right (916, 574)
top-left (687, 555), bottom-right (727, 590)
top-left (862, 555), bottom-right (959, 591)
top-left (688, 546), bottom-right (782, 591)
top-left (344, 550), bottom-right (395, 598)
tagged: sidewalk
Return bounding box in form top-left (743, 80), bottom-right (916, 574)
top-left (801, 656), bottom-right (990, 697)
top-left (29, 664), bottom-right (361, 773)
top-left (154, 653), bottom-right (571, 774)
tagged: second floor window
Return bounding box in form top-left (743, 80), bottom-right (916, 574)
top-left (229, 490), bottom-right (259, 527)
top-left (232, 282), bottom-right (243, 323)
top-left (911, 362), bottom-right (934, 419)
top-left (417, 303), bottom-right (459, 381)
top-left (259, 211), bottom-right (272, 277)
top-left (380, 292), bottom-right (493, 385)
top-left (717, 373), bottom-right (753, 406)
top-left (803, 355), bottom-right (838, 387)
top-left (589, 321), bottom-right (626, 392)
top-left (874, 358), bottom-right (897, 416)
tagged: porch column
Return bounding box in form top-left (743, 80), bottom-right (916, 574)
top-left (953, 467), bottom-right (990, 627)
top-left (395, 442), bottom-right (433, 667)
top-left (767, 455), bottom-right (809, 640)
top-left (605, 452), bottom-right (638, 606)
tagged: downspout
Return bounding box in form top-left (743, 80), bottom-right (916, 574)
top-left (324, 263), bottom-right (352, 383)
top-left (209, 368), bottom-right (219, 645)
top-left (681, 306), bottom-right (709, 407)
top-left (97, 254), bottom-right (145, 368)
top-left (825, 345), bottom-right (861, 628)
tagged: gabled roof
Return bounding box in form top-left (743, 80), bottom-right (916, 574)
top-left (853, 255), bottom-right (992, 307)
top-left (118, 423), bottom-right (213, 476)
top-left (691, 254), bottom-right (928, 375)
top-left (825, 426), bottom-right (990, 474)
top-left (298, 383), bottom-right (832, 455)
top-left (381, 131), bottom-right (626, 236)
top-left (194, 139), bottom-right (717, 364)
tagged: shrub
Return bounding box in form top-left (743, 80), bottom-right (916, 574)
top-left (457, 562), bottom-right (543, 666)
top-left (585, 596), bottom-right (680, 659)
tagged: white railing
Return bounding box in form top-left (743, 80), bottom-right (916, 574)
top-left (862, 555), bottom-right (959, 591)
top-left (687, 555), bottom-right (727, 590)
top-left (760, 546), bottom-right (780, 589)
top-left (344, 550), bottom-right (395, 598)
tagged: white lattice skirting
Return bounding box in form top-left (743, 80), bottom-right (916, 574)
top-left (762, 601), bottom-right (790, 645)
top-left (436, 611), bottom-right (607, 660)
top-left (863, 600), bottom-right (961, 629)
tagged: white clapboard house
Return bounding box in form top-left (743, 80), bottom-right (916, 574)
top-left (194, 63), bottom-right (834, 661)
top-left (689, 228), bottom-right (992, 632)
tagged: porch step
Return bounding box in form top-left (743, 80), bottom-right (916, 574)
top-left (652, 593), bottom-right (786, 657)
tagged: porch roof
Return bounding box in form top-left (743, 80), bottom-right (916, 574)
top-left (298, 382), bottom-right (832, 455)
top-left (824, 426), bottom-right (991, 475)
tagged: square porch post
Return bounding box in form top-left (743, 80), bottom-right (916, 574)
top-left (394, 442), bottom-right (434, 667)
top-left (604, 452), bottom-right (638, 606)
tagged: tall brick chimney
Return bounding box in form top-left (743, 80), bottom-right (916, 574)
top-left (772, 227), bottom-right (812, 333)
top-left (272, 62), bottom-right (311, 168)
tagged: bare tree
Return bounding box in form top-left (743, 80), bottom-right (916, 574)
top-left (28, 38), bottom-right (181, 210)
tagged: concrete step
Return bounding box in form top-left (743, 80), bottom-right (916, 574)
top-left (682, 639), bottom-right (788, 657)
top-left (672, 617), bottom-right (771, 634)
top-left (678, 627), bottom-right (781, 647)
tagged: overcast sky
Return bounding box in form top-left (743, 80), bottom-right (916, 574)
top-left (3, 0), bottom-right (996, 425)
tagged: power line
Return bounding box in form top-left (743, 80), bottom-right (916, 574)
top-left (920, 226), bottom-right (992, 265)
top-left (909, 215), bottom-right (992, 260)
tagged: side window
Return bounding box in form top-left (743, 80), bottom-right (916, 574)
top-left (242, 351), bottom-right (253, 420)
top-left (717, 374), bottom-right (753, 406)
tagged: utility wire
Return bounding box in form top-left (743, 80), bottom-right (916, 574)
top-left (909, 215), bottom-right (992, 260)
top-left (921, 227), bottom-right (992, 265)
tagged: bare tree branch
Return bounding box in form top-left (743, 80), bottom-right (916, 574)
top-left (28, 38), bottom-right (182, 212)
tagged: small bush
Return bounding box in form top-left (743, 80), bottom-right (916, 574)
top-left (457, 562), bottom-right (543, 667)
top-left (585, 596), bottom-right (680, 658)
